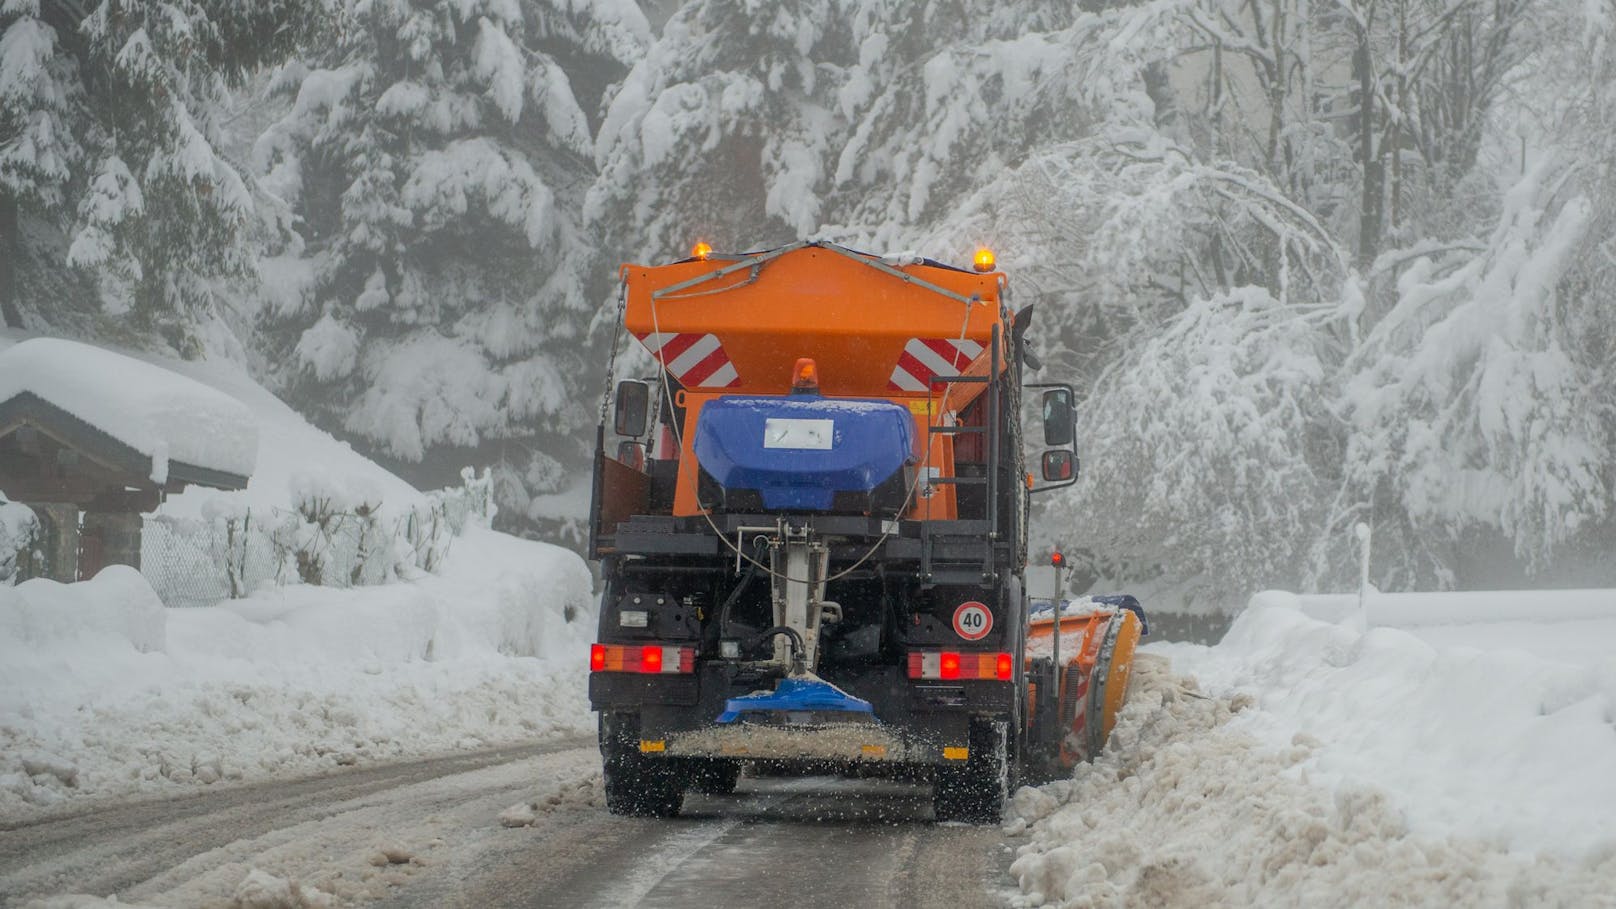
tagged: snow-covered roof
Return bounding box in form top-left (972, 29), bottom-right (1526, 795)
top-left (0, 338), bottom-right (257, 486)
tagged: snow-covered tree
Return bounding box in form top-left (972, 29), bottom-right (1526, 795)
top-left (0, 0), bottom-right (319, 347)
top-left (588, 0), bottom-right (858, 260)
top-left (951, 132), bottom-right (1356, 601)
top-left (588, 0), bottom-right (1089, 262)
top-left (1313, 0), bottom-right (1616, 589)
top-left (1067, 286), bottom-right (1343, 600)
top-left (254, 0), bottom-right (648, 529)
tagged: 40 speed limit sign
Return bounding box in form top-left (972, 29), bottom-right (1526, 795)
top-left (952, 601), bottom-right (993, 641)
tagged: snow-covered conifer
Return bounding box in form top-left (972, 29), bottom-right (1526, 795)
top-left (588, 0), bottom-right (1089, 262)
top-left (255, 0), bottom-right (649, 526)
top-left (0, 0), bottom-right (319, 345)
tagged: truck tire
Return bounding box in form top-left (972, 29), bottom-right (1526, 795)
top-left (599, 713), bottom-right (685, 817)
top-left (687, 759), bottom-right (741, 795)
top-left (933, 718), bottom-right (1010, 824)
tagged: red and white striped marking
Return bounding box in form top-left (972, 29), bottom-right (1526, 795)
top-left (636, 332), bottom-right (741, 388)
top-left (1063, 671), bottom-right (1091, 760)
top-left (888, 337), bottom-right (985, 392)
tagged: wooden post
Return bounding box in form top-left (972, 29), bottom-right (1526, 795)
top-left (33, 502), bottom-right (79, 583)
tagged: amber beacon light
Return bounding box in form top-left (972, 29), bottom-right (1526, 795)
top-left (691, 240), bottom-right (713, 261)
top-left (791, 357), bottom-right (820, 394)
top-left (972, 247), bottom-right (996, 272)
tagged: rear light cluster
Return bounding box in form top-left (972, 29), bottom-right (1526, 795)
top-left (590, 643), bottom-right (695, 674)
top-left (907, 650), bottom-right (1013, 681)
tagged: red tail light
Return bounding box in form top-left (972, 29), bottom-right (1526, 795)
top-left (907, 651), bottom-right (1012, 681)
top-left (590, 643), bottom-right (695, 674)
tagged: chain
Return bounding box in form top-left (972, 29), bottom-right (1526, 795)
top-left (598, 281), bottom-right (629, 426)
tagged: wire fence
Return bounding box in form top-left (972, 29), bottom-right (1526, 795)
top-left (140, 467), bottom-right (495, 609)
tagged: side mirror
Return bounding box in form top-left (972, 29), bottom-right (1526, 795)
top-left (614, 381), bottom-right (650, 437)
top-left (1042, 449), bottom-right (1078, 482)
top-left (616, 439), bottom-right (646, 471)
top-left (1041, 388), bottom-right (1075, 446)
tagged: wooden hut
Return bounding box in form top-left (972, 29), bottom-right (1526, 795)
top-left (0, 339), bottom-right (256, 582)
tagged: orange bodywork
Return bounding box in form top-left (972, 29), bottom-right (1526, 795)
top-left (620, 245), bottom-right (1011, 521)
top-left (1027, 608), bottom-right (1144, 767)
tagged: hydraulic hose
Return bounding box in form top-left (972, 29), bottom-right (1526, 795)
top-left (716, 537), bottom-right (768, 640)
top-left (754, 626), bottom-right (807, 670)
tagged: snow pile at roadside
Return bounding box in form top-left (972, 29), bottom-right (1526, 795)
top-left (0, 338), bottom-right (258, 483)
top-left (499, 772), bottom-right (605, 826)
top-left (1006, 655), bottom-right (1616, 907)
top-left (0, 526), bottom-right (594, 817)
top-left (20, 867), bottom-right (336, 909)
top-left (1158, 594), bottom-right (1616, 858)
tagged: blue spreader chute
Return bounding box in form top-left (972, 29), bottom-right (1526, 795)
top-left (716, 675), bottom-right (876, 724)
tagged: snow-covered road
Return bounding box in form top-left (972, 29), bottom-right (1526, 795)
top-left (2, 739), bottom-right (596, 907)
top-left (443, 775), bottom-right (1014, 908)
top-left (3, 740), bottom-right (1017, 908)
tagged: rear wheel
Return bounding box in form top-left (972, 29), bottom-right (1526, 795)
top-left (933, 718), bottom-right (1010, 824)
top-left (599, 713), bottom-right (685, 817)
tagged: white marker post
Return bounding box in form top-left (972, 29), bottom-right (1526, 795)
top-left (1355, 522), bottom-right (1373, 632)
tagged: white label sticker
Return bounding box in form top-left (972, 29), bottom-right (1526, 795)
top-left (763, 418), bottom-right (834, 450)
top-left (953, 601), bottom-right (993, 641)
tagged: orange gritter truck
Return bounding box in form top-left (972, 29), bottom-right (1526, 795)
top-left (587, 241), bottom-right (1145, 822)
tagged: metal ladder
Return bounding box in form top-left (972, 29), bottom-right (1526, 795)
top-left (919, 323), bottom-right (1001, 586)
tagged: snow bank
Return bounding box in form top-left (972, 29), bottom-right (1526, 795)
top-left (19, 868), bottom-right (336, 909)
top-left (1006, 656), bottom-right (1616, 907)
top-left (0, 338), bottom-right (257, 483)
top-left (0, 565), bottom-right (167, 655)
top-left (1154, 595), bottom-right (1616, 860)
top-left (0, 526), bottom-right (594, 817)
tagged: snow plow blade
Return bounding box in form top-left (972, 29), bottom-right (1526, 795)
top-left (1026, 598), bottom-right (1146, 768)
